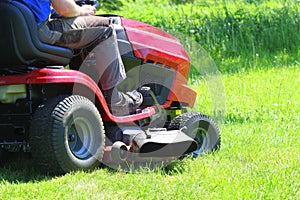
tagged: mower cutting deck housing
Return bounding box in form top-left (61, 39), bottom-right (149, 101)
top-left (0, 0), bottom-right (220, 174)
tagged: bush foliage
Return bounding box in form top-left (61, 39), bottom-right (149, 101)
top-left (103, 0), bottom-right (300, 72)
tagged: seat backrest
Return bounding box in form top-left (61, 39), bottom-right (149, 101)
top-left (0, 0), bottom-right (73, 68)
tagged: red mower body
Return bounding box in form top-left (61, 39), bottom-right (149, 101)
top-left (0, 16), bottom-right (196, 123)
top-left (121, 18), bottom-right (197, 109)
top-left (0, 0), bottom-right (220, 175)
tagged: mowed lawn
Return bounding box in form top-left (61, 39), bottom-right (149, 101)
top-left (0, 66), bottom-right (298, 199)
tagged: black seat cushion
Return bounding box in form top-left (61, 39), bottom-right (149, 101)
top-left (0, 0), bottom-right (73, 68)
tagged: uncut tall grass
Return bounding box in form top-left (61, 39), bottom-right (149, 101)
top-left (115, 0), bottom-right (300, 72)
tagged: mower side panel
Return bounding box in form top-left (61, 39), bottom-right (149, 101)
top-left (0, 69), bottom-right (156, 123)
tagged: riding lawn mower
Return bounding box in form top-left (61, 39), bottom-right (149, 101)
top-left (0, 0), bottom-right (220, 174)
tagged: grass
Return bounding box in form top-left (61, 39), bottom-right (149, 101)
top-left (1, 66), bottom-right (299, 199)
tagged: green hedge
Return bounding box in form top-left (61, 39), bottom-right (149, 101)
top-left (103, 0), bottom-right (300, 72)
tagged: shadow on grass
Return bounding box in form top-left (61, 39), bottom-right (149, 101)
top-left (161, 159), bottom-right (189, 175)
top-left (0, 153), bottom-right (191, 184)
top-left (99, 156), bottom-right (191, 176)
top-left (0, 152), bottom-right (52, 183)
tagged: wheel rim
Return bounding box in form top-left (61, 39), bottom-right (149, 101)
top-left (191, 127), bottom-right (209, 157)
top-left (67, 117), bottom-right (94, 159)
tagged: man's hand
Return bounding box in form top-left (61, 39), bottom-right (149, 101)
top-left (51, 0), bottom-right (96, 17)
top-left (79, 5), bottom-right (96, 16)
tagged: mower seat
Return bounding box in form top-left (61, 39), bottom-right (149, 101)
top-left (0, 0), bottom-right (73, 68)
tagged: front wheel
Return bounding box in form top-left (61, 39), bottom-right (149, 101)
top-left (30, 95), bottom-right (105, 174)
top-left (168, 112), bottom-right (220, 158)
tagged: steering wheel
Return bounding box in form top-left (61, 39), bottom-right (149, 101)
top-left (51, 0), bottom-right (100, 18)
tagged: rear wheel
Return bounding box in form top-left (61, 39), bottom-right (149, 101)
top-left (168, 112), bottom-right (220, 158)
top-left (30, 95), bottom-right (105, 174)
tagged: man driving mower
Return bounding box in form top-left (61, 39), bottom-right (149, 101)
top-left (19, 0), bottom-right (143, 116)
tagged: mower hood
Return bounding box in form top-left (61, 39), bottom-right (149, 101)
top-left (121, 18), bottom-right (191, 79)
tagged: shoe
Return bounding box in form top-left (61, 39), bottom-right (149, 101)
top-left (103, 88), bottom-right (143, 116)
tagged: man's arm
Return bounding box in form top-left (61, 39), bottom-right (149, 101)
top-left (51, 0), bottom-right (96, 17)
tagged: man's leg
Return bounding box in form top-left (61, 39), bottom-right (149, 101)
top-left (38, 16), bottom-right (143, 115)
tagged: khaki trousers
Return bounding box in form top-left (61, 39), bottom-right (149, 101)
top-left (38, 16), bottom-right (126, 90)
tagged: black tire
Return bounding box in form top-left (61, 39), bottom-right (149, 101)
top-left (30, 95), bottom-right (105, 174)
top-left (168, 112), bottom-right (220, 158)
